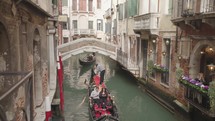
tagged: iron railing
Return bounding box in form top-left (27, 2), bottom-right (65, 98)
top-left (0, 71), bottom-right (33, 121)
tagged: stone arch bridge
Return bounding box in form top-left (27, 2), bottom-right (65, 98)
top-left (58, 38), bottom-right (117, 60)
top-left (57, 38), bottom-right (139, 77)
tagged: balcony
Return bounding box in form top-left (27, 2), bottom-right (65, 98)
top-left (172, 4), bottom-right (215, 29)
top-left (133, 13), bottom-right (160, 36)
top-left (103, 8), bottom-right (114, 19)
top-left (71, 29), bottom-right (96, 36)
top-left (179, 76), bottom-right (215, 117)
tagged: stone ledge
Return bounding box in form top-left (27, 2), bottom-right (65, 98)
top-left (174, 100), bottom-right (189, 112)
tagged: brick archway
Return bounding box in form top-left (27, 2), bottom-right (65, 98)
top-left (189, 40), bottom-right (215, 79)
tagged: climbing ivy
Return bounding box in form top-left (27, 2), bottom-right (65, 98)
top-left (209, 81), bottom-right (215, 113)
top-left (176, 67), bottom-right (184, 81)
top-left (147, 60), bottom-right (154, 76)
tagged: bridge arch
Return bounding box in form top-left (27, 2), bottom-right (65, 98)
top-left (57, 38), bottom-right (117, 61)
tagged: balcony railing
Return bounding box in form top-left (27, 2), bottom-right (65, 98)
top-left (205, 4), bottom-right (215, 13)
top-left (71, 29), bottom-right (96, 36)
top-left (134, 13), bottom-right (160, 35)
top-left (178, 76), bottom-right (215, 116)
top-left (0, 71), bottom-right (33, 121)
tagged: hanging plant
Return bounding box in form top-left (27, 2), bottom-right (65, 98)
top-left (153, 64), bottom-right (169, 73)
top-left (176, 68), bottom-right (184, 80)
top-left (178, 75), bottom-right (209, 95)
top-left (147, 60), bottom-right (154, 75)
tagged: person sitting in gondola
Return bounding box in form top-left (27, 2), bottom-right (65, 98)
top-left (90, 86), bottom-right (100, 105)
top-left (106, 96), bottom-right (113, 114)
top-left (99, 87), bottom-right (109, 109)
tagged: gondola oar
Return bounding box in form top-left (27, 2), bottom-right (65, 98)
top-left (76, 79), bottom-right (89, 109)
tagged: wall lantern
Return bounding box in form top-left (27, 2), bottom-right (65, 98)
top-left (205, 46), bottom-right (214, 54)
top-left (165, 40), bottom-right (170, 45)
top-left (162, 51), bottom-right (166, 56)
top-left (207, 63), bottom-right (215, 71)
top-left (152, 39), bottom-right (156, 43)
top-left (178, 55), bottom-right (182, 60)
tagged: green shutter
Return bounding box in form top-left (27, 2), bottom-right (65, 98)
top-left (124, 2), bottom-right (128, 19)
top-left (128, 0), bottom-right (137, 17)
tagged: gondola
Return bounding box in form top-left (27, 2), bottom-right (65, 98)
top-left (87, 75), bottom-right (119, 121)
top-left (79, 53), bottom-right (96, 65)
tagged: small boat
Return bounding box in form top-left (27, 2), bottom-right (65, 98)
top-left (79, 53), bottom-right (96, 65)
top-left (87, 75), bottom-right (119, 121)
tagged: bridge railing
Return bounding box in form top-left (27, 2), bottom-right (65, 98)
top-left (71, 29), bottom-right (96, 35)
top-left (0, 71), bottom-right (33, 121)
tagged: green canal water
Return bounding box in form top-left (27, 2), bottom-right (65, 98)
top-left (59, 54), bottom-right (196, 121)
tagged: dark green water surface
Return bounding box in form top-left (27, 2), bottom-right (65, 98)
top-left (61, 54), bottom-right (192, 121)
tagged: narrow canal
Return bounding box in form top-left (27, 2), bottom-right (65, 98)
top-left (62, 54), bottom-right (188, 121)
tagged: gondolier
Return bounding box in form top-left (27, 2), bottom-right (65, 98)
top-left (79, 53), bottom-right (96, 65)
top-left (95, 63), bottom-right (106, 85)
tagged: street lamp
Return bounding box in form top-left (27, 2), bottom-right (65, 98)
top-left (207, 63), bottom-right (215, 71)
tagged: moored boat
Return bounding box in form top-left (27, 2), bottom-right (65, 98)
top-left (79, 53), bottom-right (96, 65)
top-left (87, 75), bottom-right (119, 121)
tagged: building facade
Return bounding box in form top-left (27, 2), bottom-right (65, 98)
top-left (62, 0), bottom-right (107, 42)
top-left (172, 0), bottom-right (215, 118)
top-left (132, 0), bottom-right (178, 103)
top-left (103, 0), bottom-right (140, 76)
top-left (0, 0), bottom-right (59, 120)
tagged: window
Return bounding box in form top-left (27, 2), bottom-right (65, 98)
top-left (97, 19), bottom-right (103, 31)
top-left (168, 0), bottom-right (173, 14)
top-left (63, 37), bottom-right (69, 43)
top-left (52, 0), bottom-right (57, 6)
top-left (79, 0), bottom-right (86, 11)
top-left (203, 0), bottom-right (215, 12)
top-left (161, 73), bottom-right (169, 85)
top-left (88, 0), bottom-right (93, 11)
top-left (72, 0), bottom-right (77, 10)
top-left (124, 2), bottom-right (127, 19)
top-left (73, 20), bottom-right (78, 29)
top-left (161, 38), bottom-right (171, 85)
top-left (105, 22), bottom-right (111, 34)
top-left (62, 0), bottom-right (68, 6)
top-left (183, 0), bottom-right (194, 10)
top-left (97, 0), bottom-right (101, 9)
top-left (113, 19), bottom-right (117, 35)
top-left (118, 4), bottom-right (123, 20)
top-left (149, 40), bottom-right (157, 79)
top-left (88, 21), bottom-right (93, 29)
top-left (62, 22), bottom-right (68, 29)
top-left (152, 41), bottom-right (157, 64)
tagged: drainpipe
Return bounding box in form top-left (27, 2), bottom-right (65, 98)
top-left (110, 0), bottom-right (113, 42)
top-left (116, 0), bottom-right (118, 38)
top-left (175, 27), bottom-right (178, 53)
